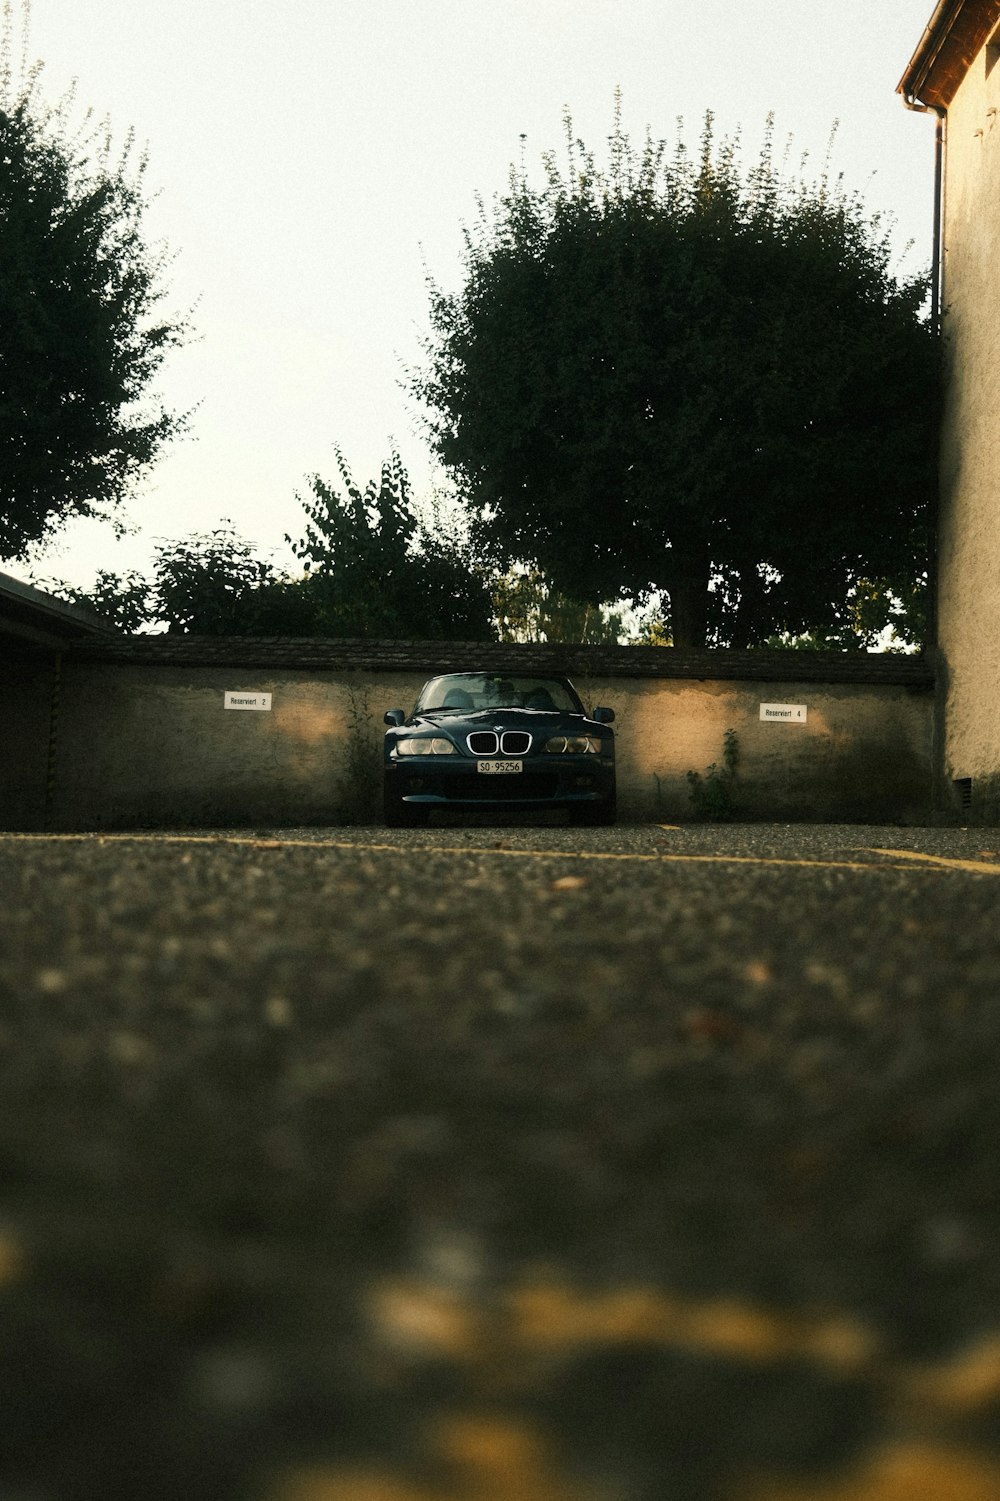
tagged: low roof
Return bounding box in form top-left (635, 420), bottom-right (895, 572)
top-left (0, 571), bottom-right (116, 651)
top-left (898, 0), bottom-right (1000, 109)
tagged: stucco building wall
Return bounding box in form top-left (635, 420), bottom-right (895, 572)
top-left (24, 649), bottom-right (933, 830)
top-left (933, 18), bottom-right (1000, 815)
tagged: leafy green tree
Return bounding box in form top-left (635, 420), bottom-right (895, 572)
top-left (288, 446), bottom-right (493, 639)
top-left (38, 527), bottom-right (297, 634)
top-left (150, 527), bottom-right (303, 635)
top-left (413, 106), bottom-right (940, 647)
top-left (33, 567), bottom-right (154, 632)
top-left (0, 21), bottom-right (191, 560)
top-left (43, 450), bottom-right (496, 638)
top-left (764, 574), bottom-right (928, 652)
top-left (492, 566), bottom-right (627, 643)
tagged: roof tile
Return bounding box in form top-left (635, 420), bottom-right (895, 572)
top-left (67, 635), bottom-right (936, 686)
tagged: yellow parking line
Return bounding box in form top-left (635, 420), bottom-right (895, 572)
top-left (0, 830), bottom-right (964, 876)
top-left (428, 848), bottom-right (886, 872)
top-left (868, 846), bottom-right (1000, 877)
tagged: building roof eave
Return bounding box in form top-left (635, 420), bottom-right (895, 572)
top-left (898, 0), bottom-right (1000, 109)
top-left (0, 570), bottom-right (117, 650)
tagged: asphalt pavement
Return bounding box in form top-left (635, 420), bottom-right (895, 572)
top-left (2, 821), bottom-right (1000, 1501)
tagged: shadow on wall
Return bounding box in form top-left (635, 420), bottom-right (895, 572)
top-left (635, 696), bottom-right (933, 825)
top-left (41, 673), bottom-right (367, 831)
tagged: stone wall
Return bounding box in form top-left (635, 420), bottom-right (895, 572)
top-left (2, 639), bottom-right (934, 829)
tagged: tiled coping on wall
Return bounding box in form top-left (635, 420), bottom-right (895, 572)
top-left (68, 635), bottom-right (936, 687)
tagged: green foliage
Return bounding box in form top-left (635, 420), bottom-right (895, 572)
top-left (39, 527), bottom-right (298, 634)
top-left (632, 604), bottom-right (672, 646)
top-left (34, 567), bottom-right (153, 633)
top-left (763, 574), bottom-right (927, 652)
top-left (334, 686), bottom-right (380, 824)
top-left (287, 446), bottom-right (493, 640)
top-left (42, 449), bottom-right (495, 639)
top-left (0, 12), bottom-right (191, 560)
top-left (413, 101), bottom-right (940, 647)
top-left (492, 566), bottom-right (627, 643)
top-left (151, 527), bottom-right (297, 635)
top-left (687, 728), bottom-right (740, 822)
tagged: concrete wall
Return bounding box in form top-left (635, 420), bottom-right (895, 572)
top-left (27, 659), bottom-right (933, 829)
top-left (579, 675), bottom-right (932, 824)
top-left (48, 665), bottom-right (392, 830)
top-left (2, 654), bottom-right (55, 830)
top-left (936, 24), bottom-right (1000, 817)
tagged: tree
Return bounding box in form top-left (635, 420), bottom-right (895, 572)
top-left (492, 566), bottom-right (628, 643)
top-left (413, 107), bottom-right (940, 647)
top-left (36, 566), bottom-right (154, 633)
top-left (150, 527), bottom-right (310, 635)
top-left (43, 449), bottom-right (495, 639)
top-left (37, 526), bottom-right (300, 635)
top-left (0, 16), bottom-right (191, 560)
top-left (288, 446), bottom-right (493, 639)
top-left (763, 574), bottom-right (928, 653)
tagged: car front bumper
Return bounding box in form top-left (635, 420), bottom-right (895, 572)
top-left (384, 755), bottom-right (616, 808)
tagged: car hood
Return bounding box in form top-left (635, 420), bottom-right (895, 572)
top-left (414, 708), bottom-right (561, 726)
top-left (408, 707), bottom-right (584, 733)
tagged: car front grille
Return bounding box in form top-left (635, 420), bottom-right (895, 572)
top-left (466, 730), bottom-right (533, 756)
top-left (443, 773), bottom-right (559, 801)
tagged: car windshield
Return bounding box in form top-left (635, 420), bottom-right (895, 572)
top-left (415, 674), bottom-right (584, 715)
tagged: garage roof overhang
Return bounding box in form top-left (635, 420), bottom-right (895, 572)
top-left (898, 0), bottom-right (1000, 109)
top-left (0, 571), bottom-right (116, 651)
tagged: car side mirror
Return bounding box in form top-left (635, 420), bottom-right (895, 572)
top-left (384, 708), bottom-right (406, 726)
top-left (592, 706), bottom-right (615, 724)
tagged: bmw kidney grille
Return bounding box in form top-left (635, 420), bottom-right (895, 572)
top-left (466, 730), bottom-right (533, 756)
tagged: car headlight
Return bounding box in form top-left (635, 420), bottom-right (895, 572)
top-left (394, 736), bottom-right (456, 755)
top-left (543, 734), bottom-right (602, 754)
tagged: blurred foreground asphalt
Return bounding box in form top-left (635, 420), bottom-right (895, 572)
top-left (2, 821), bottom-right (1000, 1500)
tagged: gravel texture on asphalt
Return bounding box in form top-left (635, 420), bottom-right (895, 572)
top-left (1, 823), bottom-right (1000, 1500)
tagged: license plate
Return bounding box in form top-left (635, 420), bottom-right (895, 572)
top-left (477, 760), bottom-right (523, 775)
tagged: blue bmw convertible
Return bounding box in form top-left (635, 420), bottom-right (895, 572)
top-left (383, 672), bottom-right (616, 827)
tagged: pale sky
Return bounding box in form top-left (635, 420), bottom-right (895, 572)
top-left (8, 0), bottom-right (938, 591)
